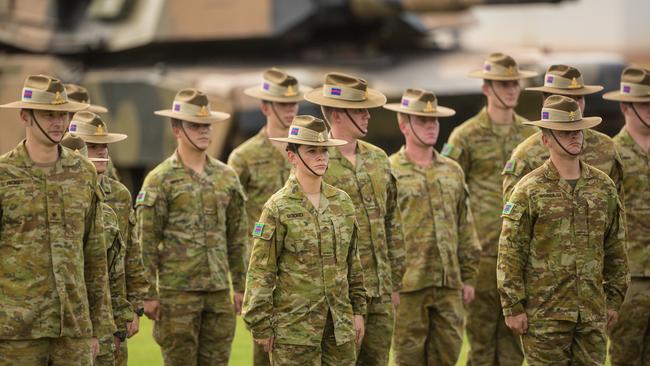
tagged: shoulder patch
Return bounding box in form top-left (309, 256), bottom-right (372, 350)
top-left (502, 202), bottom-right (515, 215)
top-left (503, 159), bottom-right (516, 173)
top-left (136, 191), bottom-right (146, 204)
top-left (441, 143), bottom-right (454, 157)
top-left (252, 222), bottom-right (265, 237)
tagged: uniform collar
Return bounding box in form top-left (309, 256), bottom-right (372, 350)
top-left (14, 139), bottom-right (78, 168)
top-left (543, 158), bottom-right (593, 181)
top-left (99, 173), bottom-right (112, 193)
top-left (396, 145), bottom-right (441, 171)
top-left (618, 126), bottom-right (648, 156)
top-left (170, 149), bottom-right (218, 174)
top-left (476, 107), bottom-right (526, 134)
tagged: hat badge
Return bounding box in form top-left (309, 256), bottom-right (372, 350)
top-left (569, 110), bottom-right (577, 120)
top-left (318, 132), bottom-right (325, 142)
top-left (96, 125), bottom-right (105, 135)
top-left (52, 91), bottom-right (65, 105)
top-left (424, 101), bottom-right (435, 112)
top-left (570, 77), bottom-right (580, 89)
top-left (284, 84), bottom-right (296, 97)
top-left (506, 66), bottom-right (515, 76)
top-left (197, 105), bottom-right (209, 117)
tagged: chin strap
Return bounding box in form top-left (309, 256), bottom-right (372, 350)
top-left (295, 148), bottom-right (323, 177)
top-left (344, 109), bottom-right (367, 135)
top-left (550, 130), bottom-right (582, 156)
top-left (631, 104), bottom-right (650, 129)
top-left (270, 103), bottom-right (291, 129)
top-left (180, 123), bottom-right (207, 151)
top-left (406, 115), bottom-right (434, 147)
top-left (488, 82), bottom-right (511, 110)
top-left (30, 110), bottom-right (63, 145)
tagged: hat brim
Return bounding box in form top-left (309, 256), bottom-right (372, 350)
top-left (383, 103), bottom-right (456, 118)
top-left (304, 87), bottom-right (386, 109)
top-left (468, 69), bottom-right (538, 81)
top-left (269, 136), bottom-right (348, 147)
top-left (87, 104), bottom-right (108, 114)
top-left (0, 100), bottom-right (89, 112)
top-left (526, 85), bottom-right (603, 96)
top-left (523, 116), bottom-right (602, 131)
top-left (154, 110), bottom-right (231, 124)
top-left (243, 86), bottom-right (307, 103)
top-left (77, 133), bottom-right (128, 144)
top-left (602, 90), bottom-right (650, 103)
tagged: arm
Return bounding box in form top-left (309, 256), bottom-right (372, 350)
top-left (347, 221), bottom-right (367, 316)
top-left (135, 183), bottom-right (166, 300)
top-left (457, 182), bottom-right (481, 287)
top-left (443, 130), bottom-right (470, 174)
top-left (226, 179), bottom-right (249, 293)
top-left (106, 223), bottom-right (132, 333)
top-left (385, 172), bottom-right (405, 292)
top-left (125, 209), bottom-right (149, 311)
top-left (603, 195), bottom-right (629, 312)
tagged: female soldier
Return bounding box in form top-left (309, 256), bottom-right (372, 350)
top-left (242, 115), bottom-right (367, 366)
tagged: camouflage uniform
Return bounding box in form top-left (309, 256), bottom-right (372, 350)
top-left (136, 151), bottom-right (248, 366)
top-left (323, 140), bottom-right (405, 366)
top-left (442, 107), bottom-right (537, 365)
top-left (502, 129), bottom-right (623, 201)
top-left (0, 141), bottom-right (115, 365)
top-left (498, 160), bottom-right (629, 365)
top-left (389, 147), bottom-right (481, 366)
top-left (242, 176), bottom-right (367, 366)
top-left (609, 127), bottom-right (650, 365)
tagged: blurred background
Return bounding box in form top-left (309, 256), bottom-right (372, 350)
top-left (0, 1), bottom-right (647, 363)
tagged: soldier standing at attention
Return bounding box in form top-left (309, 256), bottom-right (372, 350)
top-left (498, 95), bottom-right (629, 365)
top-left (605, 66), bottom-right (650, 365)
top-left (243, 115), bottom-right (367, 366)
top-left (136, 88), bottom-right (248, 366)
top-left (442, 52), bottom-right (538, 366)
top-left (384, 89), bottom-right (481, 366)
top-left (305, 72), bottom-right (405, 366)
top-left (0, 74), bottom-right (114, 365)
top-left (502, 64), bottom-right (622, 201)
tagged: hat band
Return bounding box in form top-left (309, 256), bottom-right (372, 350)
top-left (22, 88), bottom-right (69, 105)
top-left (288, 125), bottom-right (328, 143)
top-left (620, 82), bottom-right (650, 97)
top-left (401, 97), bottom-right (437, 113)
top-left (69, 121), bottom-right (109, 136)
top-left (322, 84), bottom-right (367, 101)
top-left (172, 100), bottom-right (211, 118)
top-left (541, 107), bottom-right (582, 122)
top-left (545, 74), bottom-right (584, 89)
top-left (483, 61), bottom-right (520, 77)
top-left (261, 81), bottom-right (299, 97)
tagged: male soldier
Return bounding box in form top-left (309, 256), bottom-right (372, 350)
top-left (61, 132), bottom-right (130, 366)
top-left (605, 66), bottom-right (650, 365)
top-left (502, 64), bottom-right (622, 201)
top-left (65, 111), bottom-right (149, 366)
top-left (305, 72), bottom-right (405, 366)
top-left (384, 89), bottom-right (481, 365)
top-left (228, 67), bottom-right (302, 366)
top-left (498, 95), bottom-right (629, 365)
top-left (137, 88), bottom-right (248, 366)
top-left (442, 52), bottom-right (538, 366)
top-left (0, 74), bottom-right (114, 364)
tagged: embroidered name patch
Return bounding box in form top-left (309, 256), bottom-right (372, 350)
top-left (252, 222), bottom-right (264, 237)
top-left (286, 213), bottom-right (304, 219)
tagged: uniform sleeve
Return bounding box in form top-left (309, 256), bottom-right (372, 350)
top-left (603, 193), bottom-right (629, 311)
top-left (457, 181), bottom-right (481, 287)
top-left (242, 204), bottom-right (281, 339)
top-left (496, 193), bottom-right (532, 317)
top-left (385, 171), bottom-right (405, 292)
top-left (227, 151), bottom-right (250, 190)
top-left (347, 220), bottom-right (367, 316)
top-left (609, 150), bottom-right (626, 207)
top-left (135, 181), bottom-right (166, 300)
top-left (125, 209), bottom-right (149, 311)
top-left (226, 179), bottom-right (249, 293)
top-left (501, 158), bottom-right (529, 203)
top-left (105, 217), bottom-right (132, 332)
top-left (443, 130), bottom-right (469, 174)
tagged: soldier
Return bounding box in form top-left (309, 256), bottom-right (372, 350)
top-left (136, 88), bottom-right (248, 366)
top-left (304, 72), bottom-right (405, 366)
top-left (441, 52), bottom-right (538, 366)
top-left (65, 111), bottom-right (150, 366)
top-left (0, 74), bottom-right (114, 365)
top-left (242, 115), bottom-right (367, 366)
top-left (604, 66), bottom-right (650, 365)
top-left (497, 95), bottom-right (629, 365)
top-left (502, 64), bottom-right (622, 201)
top-left (384, 89), bottom-right (481, 365)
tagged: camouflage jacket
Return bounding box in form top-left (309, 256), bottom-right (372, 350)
top-left (242, 176), bottom-right (367, 347)
top-left (389, 147), bottom-right (481, 291)
top-left (497, 160), bottom-right (629, 322)
top-left (324, 140), bottom-right (405, 297)
top-left (502, 129), bottom-right (624, 201)
top-left (227, 127), bottom-right (292, 255)
top-left (443, 108), bottom-right (537, 257)
top-left (100, 174), bottom-right (149, 310)
top-left (136, 151), bottom-right (248, 299)
top-left (0, 141), bottom-right (114, 339)
top-left (614, 127), bottom-right (650, 277)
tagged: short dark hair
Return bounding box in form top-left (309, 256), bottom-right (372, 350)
top-left (286, 142), bottom-right (299, 152)
top-left (170, 118), bottom-right (183, 128)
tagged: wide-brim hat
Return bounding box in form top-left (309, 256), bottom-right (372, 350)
top-left (384, 88), bottom-right (455, 117)
top-left (603, 67), bottom-right (650, 103)
top-left (0, 74), bottom-right (89, 112)
top-left (155, 88), bottom-right (230, 124)
top-left (60, 133), bottom-right (109, 162)
top-left (526, 64), bottom-right (603, 96)
top-left (65, 83), bottom-right (108, 113)
top-left (468, 52), bottom-right (538, 81)
top-left (244, 67), bottom-right (307, 103)
top-left (69, 111), bottom-right (127, 144)
top-left (304, 72), bottom-right (386, 109)
top-left (524, 94), bottom-right (601, 131)
top-left (269, 115), bottom-right (347, 147)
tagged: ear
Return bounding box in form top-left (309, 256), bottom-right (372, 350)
top-left (171, 124), bottom-right (182, 139)
top-left (397, 115), bottom-right (409, 136)
top-left (260, 102), bottom-right (272, 117)
top-left (481, 82), bottom-right (491, 98)
top-left (19, 109), bottom-right (32, 127)
top-left (540, 132), bottom-right (551, 148)
top-left (619, 102), bottom-right (629, 116)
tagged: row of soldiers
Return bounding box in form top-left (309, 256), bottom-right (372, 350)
top-left (0, 51), bottom-right (648, 366)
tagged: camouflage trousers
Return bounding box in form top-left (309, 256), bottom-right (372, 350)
top-left (357, 295), bottom-right (394, 366)
top-left (115, 339), bottom-right (128, 366)
top-left (153, 289), bottom-right (236, 366)
top-left (271, 311), bottom-right (356, 366)
top-left (609, 277), bottom-right (650, 365)
top-left (95, 334), bottom-right (116, 366)
top-left (466, 256), bottom-right (523, 366)
top-left (252, 332), bottom-right (270, 366)
top-left (0, 337), bottom-right (92, 366)
top-left (522, 317), bottom-right (606, 365)
top-left (392, 286), bottom-right (464, 366)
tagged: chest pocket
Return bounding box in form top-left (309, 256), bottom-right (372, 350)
top-left (283, 214), bottom-right (311, 254)
top-left (368, 169), bottom-right (389, 216)
top-left (63, 183), bottom-right (92, 238)
top-left (0, 179), bottom-right (34, 225)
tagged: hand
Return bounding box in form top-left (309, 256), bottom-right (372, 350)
top-left (354, 314), bottom-right (365, 346)
top-left (127, 313), bottom-right (140, 338)
top-left (391, 291), bottom-right (400, 309)
top-left (505, 313), bottom-right (528, 335)
top-left (462, 285), bottom-right (476, 305)
top-left (144, 299), bottom-right (160, 321)
top-left (113, 336), bottom-right (122, 358)
top-left (90, 337), bottom-right (100, 360)
top-left (255, 337), bottom-right (274, 353)
top-left (607, 309), bottom-right (619, 328)
top-left (233, 292), bottom-right (244, 315)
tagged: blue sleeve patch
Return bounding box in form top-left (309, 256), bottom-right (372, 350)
top-left (503, 159), bottom-right (516, 173)
top-left (502, 202), bottom-right (515, 215)
top-left (252, 222), bottom-right (265, 238)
